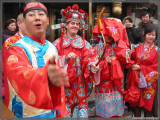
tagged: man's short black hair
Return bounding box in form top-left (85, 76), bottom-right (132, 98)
top-left (141, 11), bottom-right (151, 19)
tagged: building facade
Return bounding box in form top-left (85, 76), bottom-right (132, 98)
top-left (2, 1), bottom-right (158, 42)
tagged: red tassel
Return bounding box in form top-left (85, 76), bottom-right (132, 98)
top-left (84, 17), bottom-right (87, 20)
top-left (82, 26), bottom-right (85, 40)
top-left (85, 12), bottom-right (88, 16)
top-left (60, 24), bottom-right (64, 54)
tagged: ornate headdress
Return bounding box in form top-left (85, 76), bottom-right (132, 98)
top-left (60, 4), bottom-right (88, 40)
top-left (61, 4), bottom-right (87, 23)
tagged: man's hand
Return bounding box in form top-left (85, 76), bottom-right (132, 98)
top-left (124, 23), bottom-right (133, 28)
top-left (107, 56), bottom-right (117, 64)
top-left (48, 55), bottom-right (69, 87)
top-left (90, 62), bottom-right (99, 73)
top-left (131, 64), bottom-right (140, 71)
top-left (107, 57), bottom-right (112, 64)
top-left (65, 52), bottom-right (77, 61)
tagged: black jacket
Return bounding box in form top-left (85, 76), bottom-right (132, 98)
top-left (126, 27), bottom-right (140, 46)
top-left (3, 29), bottom-right (16, 43)
top-left (136, 21), bottom-right (153, 43)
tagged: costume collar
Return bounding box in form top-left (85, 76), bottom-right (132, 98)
top-left (18, 32), bottom-right (24, 38)
top-left (62, 34), bottom-right (84, 48)
top-left (27, 33), bottom-right (46, 45)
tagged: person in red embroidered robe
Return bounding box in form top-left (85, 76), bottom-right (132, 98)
top-left (53, 4), bottom-right (99, 118)
top-left (92, 17), bottom-right (131, 118)
top-left (126, 24), bottom-right (158, 117)
top-left (2, 13), bottom-right (27, 107)
top-left (3, 2), bottom-right (69, 118)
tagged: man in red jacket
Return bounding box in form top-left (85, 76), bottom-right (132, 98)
top-left (3, 2), bottom-right (69, 118)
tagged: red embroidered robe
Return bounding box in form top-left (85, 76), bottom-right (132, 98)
top-left (3, 34), bottom-right (68, 117)
top-left (53, 34), bottom-right (98, 117)
top-left (128, 43), bottom-right (158, 111)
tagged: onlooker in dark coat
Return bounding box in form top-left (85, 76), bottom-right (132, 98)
top-left (136, 11), bottom-right (154, 43)
top-left (2, 19), bottom-right (17, 43)
top-left (152, 24), bottom-right (158, 46)
top-left (123, 16), bottom-right (140, 49)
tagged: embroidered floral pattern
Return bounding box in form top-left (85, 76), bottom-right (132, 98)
top-left (94, 40), bottom-right (116, 61)
top-left (106, 27), bottom-right (117, 34)
top-left (28, 90), bottom-right (36, 105)
top-left (62, 34), bottom-right (84, 48)
top-left (53, 33), bottom-right (97, 117)
top-left (7, 55), bottom-right (18, 65)
top-left (143, 71), bottom-right (158, 99)
top-left (146, 71), bottom-right (158, 83)
top-left (132, 45), bottom-right (136, 53)
top-left (23, 69), bottom-right (35, 80)
top-left (4, 33), bottom-right (21, 49)
top-left (137, 43), bottom-right (155, 60)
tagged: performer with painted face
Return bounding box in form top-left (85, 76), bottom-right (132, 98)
top-left (53, 4), bottom-right (99, 118)
top-left (3, 2), bottom-right (69, 118)
top-left (92, 17), bottom-right (131, 118)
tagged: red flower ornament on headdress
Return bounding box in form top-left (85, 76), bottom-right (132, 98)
top-left (60, 4), bottom-right (87, 23)
top-left (72, 4), bottom-right (79, 10)
top-left (79, 9), bottom-right (85, 14)
top-left (67, 6), bottom-right (71, 10)
top-left (60, 4), bottom-right (88, 42)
